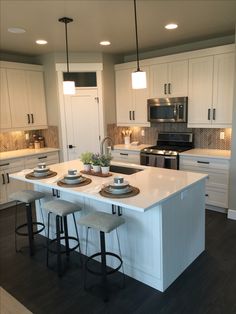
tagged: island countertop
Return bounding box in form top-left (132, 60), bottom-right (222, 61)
top-left (10, 160), bottom-right (207, 212)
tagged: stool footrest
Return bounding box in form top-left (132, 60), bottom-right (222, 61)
top-left (86, 252), bottom-right (123, 276)
top-left (15, 222), bottom-right (45, 236)
top-left (48, 236), bottom-right (80, 254)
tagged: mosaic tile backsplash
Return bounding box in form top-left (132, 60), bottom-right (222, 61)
top-left (107, 123), bottom-right (232, 150)
top-left (0, 126), bottom-right (59, 152)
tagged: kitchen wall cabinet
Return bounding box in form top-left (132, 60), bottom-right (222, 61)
top-left (0, 68), bottom-right (12, 129)
top-left (0, 61), bottom-right (48, 131)
top-left (115, 67), bottom-right (150, 126)
top-left (179, 155), bottom-right (229, 211)
top-left (188, 52), bottom-right (235, 128)
top-left (149, 60), bottom-right (188, 98)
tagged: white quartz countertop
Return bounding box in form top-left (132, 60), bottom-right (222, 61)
top-left (113, 144), bottom-right (152, 152)
top-left (0, 148), bottom-right (60, 161)
top-left (10, 159), bottom-right (207, 213)
top-left (179, 148), bottom-right (231, 159)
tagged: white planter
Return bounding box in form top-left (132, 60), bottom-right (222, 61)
top-left (92, 165), bottom-right (101, 173)
top-left (101, 166), bottom-right (110, 175)
top-left (83, 164), bottom-right (91, 172)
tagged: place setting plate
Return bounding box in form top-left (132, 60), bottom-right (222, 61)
top-left (99, 177), bottom-right (140, 198)
top-left (25, 169), bottom-right (57, 180)
top-left (57, 170), bottom-right (92, 187)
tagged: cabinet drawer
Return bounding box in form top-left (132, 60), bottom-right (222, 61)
top-left (25, 152), bottom-right (59, 168)
top-left (0, 158), bottom-right (24, 170)
top-left (205, 187), bottom-right (228, 208)
top-left (180, 156), bottom-right (229, 170)
top-left (112, 151), bottom-right (140, 164)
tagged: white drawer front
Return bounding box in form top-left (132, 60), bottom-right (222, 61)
top-left (25, 152), bottom-right (59, 168)
top-left (180, 156), bottom-right (229, 170)
top-left (0, 158), bottom-right (24, 170)
top-left (112, 151), bottom-right (140, 164)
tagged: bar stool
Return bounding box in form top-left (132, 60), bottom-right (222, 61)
top-left (43, 199), bottom-right (82, 277)
top-left (9, 190), bottom-right (46, 256)
top-left (78, 211), bottom-right (125, 302)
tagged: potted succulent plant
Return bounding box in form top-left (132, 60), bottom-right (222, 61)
top-left (91, 153), bottom-right (101, 173)
top-left (100, 153), bottom-right (113, 174)
top-left (80, 151), bottom-right (93, 172)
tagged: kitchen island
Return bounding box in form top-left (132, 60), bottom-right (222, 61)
top-left (10, 160), bottom-right (207, 292)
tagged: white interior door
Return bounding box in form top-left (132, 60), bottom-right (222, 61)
top-left (64, 89), bottom-right (100, 161)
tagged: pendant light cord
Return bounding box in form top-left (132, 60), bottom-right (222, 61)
top-left (65, 21), bottom-right (69, 73)
top-left (134, 0), bottom-right (140, 71)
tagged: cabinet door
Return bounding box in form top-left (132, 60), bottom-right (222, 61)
top-left (0, 68), bottom-right (12, 129)
top-left (116, 68), bottom-right (133, 125)
top-left (168, 60), bottom-right (188, 97)
top-left (212, 52), bottom-right (235, 127)
top-left (133, 66), bottom-right (150, 125)
top-left (0, 170), bottom-right (7, 204)
top-left (188, 56), bottom-right (214, 127)
top-left (26, 71), bottom-right (47, 127)
top-left (7, 69), bottom-right (29, 127)
top-left (150, 63), bottom-right (168, 98)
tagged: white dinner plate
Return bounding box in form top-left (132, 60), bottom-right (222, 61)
top-left (104, 185), bottom-right (132, 195)
top-left (62, 176), bottom-right (86, 185)
top-left (109, 180), bottom-right (129, 188)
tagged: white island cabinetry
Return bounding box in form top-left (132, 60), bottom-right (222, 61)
top-left (10, 159), bottom-right (207, 292)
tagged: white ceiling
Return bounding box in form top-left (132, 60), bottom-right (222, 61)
top-left (0, 0), bottom-right (236, 57)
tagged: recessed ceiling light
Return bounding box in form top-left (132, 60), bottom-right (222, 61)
top-left (165, 23), bottom-right (178, 30)
top-left (8, 27), bottom-right (26, 34)
top-left (100, 41), bottom-right (111, 46)
top-left (36, 39), bottom-right (48, 45)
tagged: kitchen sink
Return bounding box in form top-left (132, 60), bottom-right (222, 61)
top-left (110, 165), bottom-right (143, 175)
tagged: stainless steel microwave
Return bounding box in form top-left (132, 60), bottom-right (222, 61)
top-left (147, 97), bottom-right (188, 123)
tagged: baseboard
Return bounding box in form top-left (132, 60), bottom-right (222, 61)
top-left (227, 209), bottom-right (236, 220)
top-left (205, 205), bottom-right (227, 214)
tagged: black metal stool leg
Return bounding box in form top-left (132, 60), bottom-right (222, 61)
top-left (46, 212), bottom-right (51, 267)
top-left (14, 201), bottom-right (19, 253)
top-left (116, 229), bottom-right (125, 288)
top-left (26, 203), bottom-right (34, 256)
top-left (72, 213), bottom-right (83, 266)
top-left (56, 215), bottom-right (62, 276)
top-left (63, 216), bottom-right (70, 260)
top-left (100, 231), bottom-right (108, 302)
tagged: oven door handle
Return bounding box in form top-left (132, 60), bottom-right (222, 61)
top-left (164, 156), bottom-right (176, 159)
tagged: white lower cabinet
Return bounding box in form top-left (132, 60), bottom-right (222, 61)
top-left (0, 159), bottom-right (27, 205)
top-left (111, 149), bottom-right (140, 164)
top-left (0, 150), bottom-right (59, 207)
top-left (179, 155), bottom-right (229, 210)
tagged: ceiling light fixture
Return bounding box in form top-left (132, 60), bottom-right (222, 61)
top-left (165, 23), bottom-right (178, 30)
top-left (131, 0), bottom-right (146, 89)
top-left (100, 41), bottom-right (111, 46)
top-left (8, 27), bottom-right (26, 34)
top-left (36, 39), bottom-right (48, 45)
top-left (59, 16), bottom-right (75, 95)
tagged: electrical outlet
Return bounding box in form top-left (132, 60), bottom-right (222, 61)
top-left (25, 133), bottom-right (29, 140)
top-left (220, 131), bottom-right (225, 140)
top-left (141, 130), bottom-right (145, 137)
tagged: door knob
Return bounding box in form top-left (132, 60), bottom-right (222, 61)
top-left (68, 144), bottom-right (76, 149)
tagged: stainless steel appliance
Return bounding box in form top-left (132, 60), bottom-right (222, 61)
top-left (147, 97), bottom-right (187, 123)
top-left (140, 132), bottom-right (193, 170)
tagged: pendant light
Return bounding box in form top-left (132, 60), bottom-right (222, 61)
top-left (59, 17), bottom-right (75, 95)
top-left (131, 0), bottom-right (146, 89)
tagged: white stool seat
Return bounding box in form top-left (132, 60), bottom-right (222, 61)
top-left (78, 211), bottom-right (125, 233)
top-left (44, 199), bottom-right (81, 216)
top-left (10, 190), bottom-right (45, 203)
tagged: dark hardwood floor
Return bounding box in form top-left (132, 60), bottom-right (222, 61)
top-left (1, 206), bottom-right (236, 314)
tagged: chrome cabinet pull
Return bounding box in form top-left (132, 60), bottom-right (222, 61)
top-left (168, 83), bottom-right (171, 94)
top-left (6, 173), bottom-right (10, 184)
top-left (31, 113), bottom-right (34, 124)
top-left (133, 111), bottom-right (135, 120)
top-left (2, 174), bottom-right (5, 184)
top-left (27, 114), bottom-right (30, 124)
top-left (208, 109), bottom-right (211, 120)
top-left (213, 108), bottom-right (216, 120)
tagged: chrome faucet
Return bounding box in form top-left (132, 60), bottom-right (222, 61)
top-left (100, 136), bottom-right (114, 155)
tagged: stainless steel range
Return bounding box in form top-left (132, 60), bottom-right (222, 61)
top-left (140, 132), bottom-right (193, 170)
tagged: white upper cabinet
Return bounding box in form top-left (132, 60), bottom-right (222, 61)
top-left (150, 60), bottom-right (188, 98)
top-left (0, 61), bottom-right (48, 131)
top-left (188, 51), bottom-right (235, 128)
top-left (0, 68), bottom-right (12, 129)
top-left (115, 66), bottom-right (150, 126)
